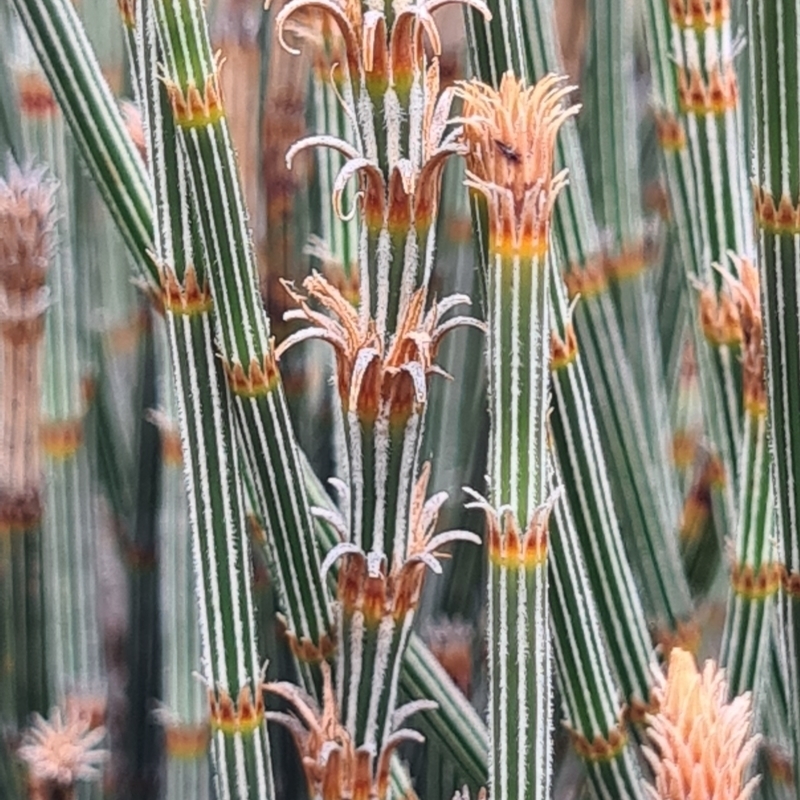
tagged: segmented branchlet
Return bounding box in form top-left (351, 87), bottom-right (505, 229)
top-left (718, 258), bottom-right (778, 707)
top-left (277, 273), bottom-right (481, 765)
top-left (643, 0), bottom-right (752, 538)
top-left (456, 73), bottom-right (576, 800)
top-left (304, 454), bottom-right (491, 788)
top-left (466, 0), bottom-right (693, 633)
top-left (549, 272), bottom-right (655, 724)
top-left (0, 161), bottom-right (55, 727)
top-left (275, 0), bottom-right (484, 771)
top-left (276, 0), bottom-right (490, 337)
top-left (747, 0), bottom-right (800, 785)
top-left (134, 4), bottom-right (274, 798)
top-left (154, 0), bottom-right (334, 676)
top-left (15, 76), bottom-right (105, 726)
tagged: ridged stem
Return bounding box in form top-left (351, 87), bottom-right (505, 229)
top-left (549, 269), bottom-right (654, 718)
top-left (151, 330), bottom-right (210, 800)
top-left (466, 0), bottom-right (693, 630)
top-left (642, 0), bottom-right (750, 539)
top-left (0, 161), bottom-right (53, 730)
top-left (718, 408), bottom-right (777, 700)
top-left (580, 0), bottom-right (676, 519)
top-left (9, 0), bottom-right (154, 285)
top-left (481, 236), bottom-right (552, 800)
top-left (154, 0), bottom-right (334, 666)
top-left (136, 4), bottom-right (273, 797)
top-left (747, 0), bottom-right (800, 791)
top-left (549, 476), bottom-right (646, 800)
top-left (28, 101), bottom-right (104, 711)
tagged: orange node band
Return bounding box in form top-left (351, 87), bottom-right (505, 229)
top-left (41, 419), bottom-right (83, 459)
top-left (165, 724), bottom-right (210, 759)
top-left (731, 562), bottom-right (782, 599)
top-left (566, 721), bottom-right (628, 762)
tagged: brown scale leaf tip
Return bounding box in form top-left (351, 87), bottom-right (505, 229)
top-left (603, 243), bottom-right (647, 282)
top-left (265, 663), bottom-right (426, 800)
top-left (223, 350), bottom-right (281, 397)
top-left (466, 488), bottom-right (555, 570)
top-left (116, 0), bottom-right (136, 29)
top-left (643, 648), bottom-right (761, 800)
top-left (164, 723), bottom-right (210, 760)
top-left (163, 52), bottom-right (226, 128)
top-left (562, 256), bottom-right (608, 299)
top-left (680, 450), bottom-right (724, 542)
top-left (278, 0), bottom-right (488, 245)
top-left (207, 684), bottom-right (264, 736)
top-left (158, 263), bottom-right (213, 317)
top-left (284, 624), bottom-right (336, 663)
top-left (698, 282), bottom-right (742, 347)
top-left (326, 464), bottom-right (481, 623)
top-left (550, 321), bottom-right (578, 371)
top-left (425, 619), bottom-right (474, 696)
top-left (724, 256), bottom-right (766, 414)
top-left (655, 111), bottom-right (687, 151)
top-left (653, 619), bottom-right (701, 660)
top-left (17, 73), bottom-right (58, 119)
top-left (782, 568), bottom-right (800, 599)
top-left (457, 72), bottom-right (578, 258)
top-left (730, 561), bottom-right (782, 599)
top-left (40, 419), bottom-right (84, 460)
top-left (565, 713), bottom-right (628, 762)
top-left (677, 64), bottom-right (738, 115)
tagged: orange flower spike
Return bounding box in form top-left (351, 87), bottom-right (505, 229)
top-left (644, 648), bottom-right (761, 800)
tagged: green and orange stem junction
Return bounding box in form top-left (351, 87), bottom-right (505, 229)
top-left (458, 72), bottom-right (575, 800)
top-left (134, 3), bottom-right (274, 797)
top-left (718, 258), bottom-right (778, 708)
top-left (154, 0), bottom-right (335, 690)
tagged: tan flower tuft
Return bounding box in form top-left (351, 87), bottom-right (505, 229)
top-left (643, 648), bottom-right (761, 800)
top-left (0, 162), bottom-right (57, 292)
top-left (17, 708), bottom-right (108, 790)
top-left (456, 72), bottom-right (578, 256)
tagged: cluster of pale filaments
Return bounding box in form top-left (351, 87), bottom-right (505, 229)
top-left (643, 648), bottom-right (760, 800)
top-left (17, 709), bottom-right (107, 800)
